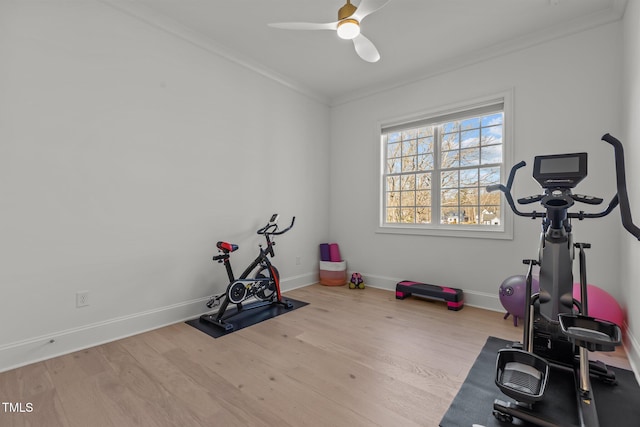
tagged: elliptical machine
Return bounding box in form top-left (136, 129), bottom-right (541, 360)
top-left (488, 134), bottom-right (640, 427)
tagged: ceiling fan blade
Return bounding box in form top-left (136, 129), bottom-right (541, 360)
top-left (268, 21), bottom-right (338, 31)
top-left (352, 33), bottom-right (380, 62)
top-left (351, 0), bottom-right (390, 22)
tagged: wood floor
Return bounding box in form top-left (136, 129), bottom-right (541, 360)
top-left (0, 284), bottom-right (632, 427)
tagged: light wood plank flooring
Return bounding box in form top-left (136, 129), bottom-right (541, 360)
top-left (0, 284), bottom-right (631, 426)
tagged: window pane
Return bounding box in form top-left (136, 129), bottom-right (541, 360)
top-left (402, 129), bottom-right (417, 141)
top-left (441, 207), bottom-right (459, 224)
top-left (481, 113), bottom-right (503, 127)
top-left (387, 132), bottom-right (401, 143)
top-left (480, 205), bottom-right (501, 225)
top-left (418, 137), bottom-right (434, 153)
top-left (441, 171), bottom-right (458, 188)
top-left (416, 173), bottom-right (431, 189)
top-left (443, 122), bottom-right (458, 133)
top-left (460, 188), bottom-right (478, 205)
top-left (416, 207), bottom-right (431, 223)
top-left (441, 150), bottom-right (460, 169)
top-left (386, 158), bottom-right (400, 173)
top-left (441, 132), bottom-right (459, 150)
top-left (481, 145), bottom-right (502, 165)
top-left (386, 208), bottom-right (400, 223)
top-left (386, 176), bottom-right (400, 191)
top-left (402, 155), bottom-right (417, 172)
top-left (460, 148), bottom-right (480, 167)
top-left (401, 175), bottom-right (415, 190)
top-left (468, 207), bottom-right (482, 224)
top-left (441, 189), bottom-right (459, 206)
top-left (479, 167), bottom-right (501, 186)
top-left (403, 139), bottom-right (417, 156)
top-left (461, 129), bottom-right (480, 148)
top-left (461, 117), bottom-right (480, 130)
top-left (417, 154), bottom-right (434, 171)
top-left (416, 190), bottom-right (431, 205)
top-left (401, 208), bottom-right (415, 223)
top-left (481, 125), bottom-right (503, 145)
top-left (480, 187), bottom-right (501, 206)
top-left (401, 191), bottom-right (415, 206)
top-left (459, 208), bottom-right (475, 224)
top-left (388, 142), bottom-right (401, 157)
top-left (460, 169), bottom-right (478, 186)
top-left (386, 191), bottom-right (400, 207)
top-left (417, 127), bottom-right (433, 139)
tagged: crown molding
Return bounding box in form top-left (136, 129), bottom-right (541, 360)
top-left (98, 0), bottom-right (626, 108)
top-left (330, 0), bottom-right (629, 106)
top-left (99, 0), bottom-right (331, 106)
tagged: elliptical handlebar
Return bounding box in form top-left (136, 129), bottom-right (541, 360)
top-left (601, 134), bottom-right (640, 240)
top-left (487, 134), bottom-right (640, 239)
top-left (487, 161), bottom-right (545, 219)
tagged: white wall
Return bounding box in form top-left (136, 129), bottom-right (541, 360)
top-left (1, 0), bottom-right (634, 377)
top-left (330, 22), bottom-right (624, 311)
top-left (0, 0), bottom-right (330, 371)
top-left (622, 0), bottom-right (640, 377)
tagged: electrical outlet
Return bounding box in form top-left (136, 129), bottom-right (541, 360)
top-left (76, 291), bottom-right (89, 308)
top-left (296, 256), bottom-right (301, 265)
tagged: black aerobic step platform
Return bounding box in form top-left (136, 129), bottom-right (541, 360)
top-left (395, 280), bottom-right (464, 311)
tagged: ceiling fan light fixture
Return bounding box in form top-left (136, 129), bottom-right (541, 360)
top-left (337, 19), bottom-right (360, 40)
top-left (268, 0), bottom-right (389, 62)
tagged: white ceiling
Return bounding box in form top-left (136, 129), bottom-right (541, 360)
top-left (104, 0), bottom-right (627, 105)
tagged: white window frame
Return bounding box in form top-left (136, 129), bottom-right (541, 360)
top-left (377, 90), bottom-right (514, 240)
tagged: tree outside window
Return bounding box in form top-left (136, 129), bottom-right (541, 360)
top-left (382, 103), bottom-right (504, 229)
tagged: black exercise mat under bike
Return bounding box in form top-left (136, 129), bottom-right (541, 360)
top-left (186, 297), bottom-right (308, 338)
top-left (440, 336), bottom-right (640, 427)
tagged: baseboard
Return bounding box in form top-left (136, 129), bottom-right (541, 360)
top-left (0, 272), bottom-right (319, 373)
top-left (0, 297), bottom-right (213, 373)
top-left (280, 272), bottom-right (319, 292)
top-left (624, 325), bottom-right (640, 385)
top-left (360, 273), bottom-right (504, 312)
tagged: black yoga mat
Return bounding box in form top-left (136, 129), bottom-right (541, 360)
top-left (440, 336), bottom-right (640, 427)
top-left (186, 298), bottom-right (308, 338)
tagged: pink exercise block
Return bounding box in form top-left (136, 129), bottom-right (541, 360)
top-left (329, 243), bottom-right (341, 262)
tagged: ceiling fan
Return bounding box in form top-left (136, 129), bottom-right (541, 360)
top-left (268, 0), bottom-right (390, 63)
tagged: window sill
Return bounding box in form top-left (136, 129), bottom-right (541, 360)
top-left (376, 224), bottom-right (513, 240)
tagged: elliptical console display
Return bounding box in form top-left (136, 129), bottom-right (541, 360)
top-left (533, 152), bottom-right (587, 189)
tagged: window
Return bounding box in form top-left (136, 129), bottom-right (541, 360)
top-left (380, 96), bottom-right (511, 238)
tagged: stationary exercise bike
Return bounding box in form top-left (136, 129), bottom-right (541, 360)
top-left (488, 134), bottom-right (640, 427)
top-left (200, 214), bottom-right (295, 331)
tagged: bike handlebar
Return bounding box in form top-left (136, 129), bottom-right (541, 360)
top-left (257, 215), bottom-right (295, 258)
top-left (273, 216), bottom-right (296, 235)
top-left (257, 216), bottom-right (296, 236)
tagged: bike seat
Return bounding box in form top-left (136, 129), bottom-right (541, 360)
top-left (217, 241), bottom-right (239, 253)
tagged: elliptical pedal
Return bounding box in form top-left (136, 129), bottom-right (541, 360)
top-left (495, 349), bottom-right (550, 406)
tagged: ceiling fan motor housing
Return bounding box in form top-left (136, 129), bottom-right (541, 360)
top-left (338, 1), bottom-right (357, 20)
